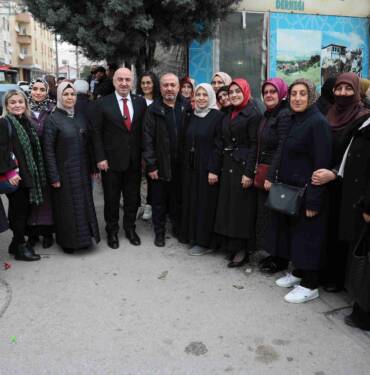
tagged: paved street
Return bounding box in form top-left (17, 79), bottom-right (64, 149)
top-left (0, 188), bottom-right (369, 375)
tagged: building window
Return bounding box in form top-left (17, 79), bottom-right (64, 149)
top-left (20, 47), bottom-right (28, 55)
top-left (4, 41), bottom-right (7, 53)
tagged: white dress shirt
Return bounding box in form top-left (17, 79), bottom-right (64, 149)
top-left (115, 91), bottom-right (134, 120)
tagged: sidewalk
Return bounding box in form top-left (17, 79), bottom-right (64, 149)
top-left (0, 189), bottom-right (369, 375)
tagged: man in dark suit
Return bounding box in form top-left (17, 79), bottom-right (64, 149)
top-left (92, 67), bottom-right (147, 249)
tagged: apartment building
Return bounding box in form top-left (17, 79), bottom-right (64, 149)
top-left (10, 10), bottom-right (55, 81)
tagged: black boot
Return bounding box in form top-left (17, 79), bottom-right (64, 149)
top-left (8, 239), bottom-right (18, 255)
top-left (42, 235), bottom-right (54, 249)
top-left (27, 235), bottom-right (39, 247)
top-left (14, 243), bottom-right (41, 261)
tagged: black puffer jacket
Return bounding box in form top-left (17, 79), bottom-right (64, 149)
top-left (142, 96), bottom-right (192, 181)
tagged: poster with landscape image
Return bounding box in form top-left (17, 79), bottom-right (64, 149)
top-left (276, 29), bottom-right (322, 86)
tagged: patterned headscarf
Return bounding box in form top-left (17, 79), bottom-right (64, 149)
top-left (212, 72), bottom-right (232, 87)
top-left (28, 78), bottom-right (54, 112)
top-left (193, 83), bottom-right (219, 118)
top-left (57, 81), bottom-right (76, 117)
top-left (289, 78), bottom-right (317, 109)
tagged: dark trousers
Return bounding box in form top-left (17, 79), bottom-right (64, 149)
top-left (151, 177), bottom-right (181, 235)
top-left (293, 269), bottom-right (320, 290)
top-left (7, 187), bottom-right (30, 244)
top-left (101, 161), bottom-right (141, 234)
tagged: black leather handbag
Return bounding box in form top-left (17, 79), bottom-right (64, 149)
top-left (265, 182), bottom-right (306, 216)
top-left (346, 225), bottom-right (370, 311)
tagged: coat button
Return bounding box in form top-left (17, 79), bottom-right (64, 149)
top-left (229, 169), bottom-right (233, 173)
top-left (357, 153), bottom-right (361, 158)
top-left (232, 138), bottom-right (236, 142)
top-left (354, 178), bottom-right (359, 183)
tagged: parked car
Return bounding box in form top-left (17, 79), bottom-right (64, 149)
top-left (17, 80), bottom-right (30, 93)
top-left (0, 83), bottom-right (22, 114)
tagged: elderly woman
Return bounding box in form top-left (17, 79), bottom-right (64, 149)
top-left (216, 86), bottom-right (232, 114)
top-left (43, 82), bottom-right (100, 253)
top-left (0, 89), bottom-right (46, 261)
top-left (179, 83), bottom-right (223, 255)
top-left (26, 78), bottom-right (55, 249)
top-left (211, 78), bottom-right (262, 267)
top-left (312, 73), bottom-right (370, 292)
top-left (255, 78), bottom-right (291, 274)
top-left (270, 79), bottom-right (332, 303)
top-left (211, 72), bottom-right (232, 93)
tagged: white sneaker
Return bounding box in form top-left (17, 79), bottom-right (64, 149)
top-left (142, 204), bottom-right (152, 220)
top-left (275, 272), bottom-right (302, 288)
top-left (284, 285), bottom-right (319, 303)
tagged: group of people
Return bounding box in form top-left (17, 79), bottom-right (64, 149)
top-left (1, 66), bottom-right (370, 332)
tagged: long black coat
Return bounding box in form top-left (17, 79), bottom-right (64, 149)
top-left (180, 109), bottom-right (223, 247)
top-left (0, 196), bottom-right (8, 233)
top-left (339, 116), bottom-right (370, 244)
top-left (43, 108), bottom-right (100, 249)
top-left (268, 105), bottom-right (332, 270)
top-left (211, 101), bottom-right (262, 239)
top-left (28, 106), bottom-right (54, 227)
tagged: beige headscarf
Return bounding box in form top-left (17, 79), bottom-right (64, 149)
top-left (57, 81), bottom-right (76, 117)
top-left (212, 72), bottom-right (232, 86)
top-left (194, 83), bottom-right (219, 118)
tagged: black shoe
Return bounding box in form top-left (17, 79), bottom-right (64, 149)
top-left (42, 235), bottom-right (54, 249)
top-left (227, 250), bottom-right (249, 268)
top-left (27, 235), bottom-right (39, 247)
top-left (125, 229), bottom-right (141, 246)
top-left (8, 239), bottom-right (18, 255)
top-left (259, 258), bottom-right (288, 274)
top-left (62, 247), bottom-right (75, 254)
top-left (107, 233), bottom-right (119, 249)
top-left (323, 282), bottom-right (343, 293)
top-left (14, 243), bottom-right (41, 261)
top-left (154, 233), bottom-right (165, 247)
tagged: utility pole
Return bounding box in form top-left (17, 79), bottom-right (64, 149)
top-left (55, 34), bottom-right (59, 77)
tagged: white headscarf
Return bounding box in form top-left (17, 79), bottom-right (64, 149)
top-left (57, 81), bottom-right (76, 117)
top-left (194, 83), bottom-right (219, 118)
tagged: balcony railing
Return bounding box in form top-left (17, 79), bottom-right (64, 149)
top-left (17, 35), bottom-right (32, 45)
top-left (15, 13), bottom-right (31, 23)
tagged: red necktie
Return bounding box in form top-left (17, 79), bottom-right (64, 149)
top-left (122, 98), bottom-right (132, 131)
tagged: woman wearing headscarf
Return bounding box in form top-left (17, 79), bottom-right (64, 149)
top-left (312, 73), bottom-right (370, 292)
top-left (0, 89), bottom-right (46, 261)
top-left (180, 76), bottom-right (195, 109)
top-left (179, 83), bottom-right (223, 255)
top-left (255, 78), bottom-right (291, 274)
top-left (270, 79), bottom-right (332, 303)
top-left (216, 86), bottom-right (232, 114)
top-left (211, 78), bottom-right (262, 267)
top-left (211, 72), bottom-right (232, 93)
top-left (336, 106), bottom-right (370, 331)
top-left (26, 78), bottom-right (55, 249)
top-left (316, 77), bottom-right (336, 115)
top-left (43, 82), bottom-right (100, 253)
